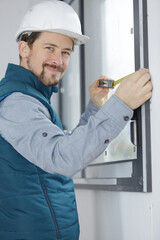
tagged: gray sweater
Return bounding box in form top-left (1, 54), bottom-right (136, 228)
top-left (0, 92), bottom-right (133, 177)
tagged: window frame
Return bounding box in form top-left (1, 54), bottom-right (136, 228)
top-left (63, 0), bottom-right (152, 192)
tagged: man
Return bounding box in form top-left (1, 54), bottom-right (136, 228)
top-left (0, 1), bottom-right (152, 240)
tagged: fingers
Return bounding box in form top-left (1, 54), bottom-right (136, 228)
top-left (129, 68), bottom-right (149, 82)
top-left (89, 79), bottom-right (99, 90)
top-left (135, 81), bottom-right (152, 108)
top-left (141, 80), bottom-right (153, 98)
top-left (137, 72), bottom-right (151, 88)
top-left (89, 79), bottom-right (109, 94)
top-left (144, 91), bottom-right (152, 102)
top-left (136, 72), bottom-right (152, 100)
top-left (90, 75), bottom-right (111, 89)
top-left (89, 75), bottom-right (110, 107)
top-left (115, 68), bottom-right (152, 109)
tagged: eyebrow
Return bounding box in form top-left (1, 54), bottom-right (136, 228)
top-left (44, 43), bottom-right (73, 52)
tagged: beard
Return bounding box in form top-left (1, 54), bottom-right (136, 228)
top-left (27, 61), bottom-right (64, 86)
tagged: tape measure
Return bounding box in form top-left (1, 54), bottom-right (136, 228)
top-left (97, 72), bottom-right (134, 88)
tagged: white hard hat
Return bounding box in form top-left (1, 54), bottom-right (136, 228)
top-left (15, 0), bottom-right (89, 45)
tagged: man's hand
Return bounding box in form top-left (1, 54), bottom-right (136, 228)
top-left (115, 68), bottom-right (152, 109)
top-left (89, 75), bottom-right (110, 107)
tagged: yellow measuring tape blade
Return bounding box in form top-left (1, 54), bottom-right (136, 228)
top-left (112, 72), bottom-right (135, 87)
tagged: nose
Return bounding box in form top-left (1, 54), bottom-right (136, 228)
top-left (51, 51), bottom-right (63, 66)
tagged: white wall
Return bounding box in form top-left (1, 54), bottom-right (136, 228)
top-left (75, 0), bottom-right (160, 239)
top-left (0, 0), bottom-right (45, 78)
top-left (0, 0), bottom-right (59, 112)
top-left (147, 0), bottom-right (160, 239)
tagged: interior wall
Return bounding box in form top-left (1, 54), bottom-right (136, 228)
top-left (147, 0), bottom-right (160, 239)
top-left (0, 0), bottom-right (59, 112)
top-left (0, 0), bottom-right (44, 78)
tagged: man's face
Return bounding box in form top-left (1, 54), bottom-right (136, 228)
top-left (21, 32), bottom-right (73, 86)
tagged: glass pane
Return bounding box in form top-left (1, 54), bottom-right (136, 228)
top-left (84, 0), bottom-right (136, 163)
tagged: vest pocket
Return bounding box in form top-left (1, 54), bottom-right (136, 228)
top-left (41, 183), bottom-right (60, 239)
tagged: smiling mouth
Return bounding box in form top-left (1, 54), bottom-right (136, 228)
top-left (46, 66), bottom-right (59, 73)
top-left (44, 64), bottom-right (64, 74)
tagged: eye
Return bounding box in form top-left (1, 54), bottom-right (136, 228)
top-left (46, 47), bottom-right (53, 51)
top-left (62, 51), bottom-right (71, 56)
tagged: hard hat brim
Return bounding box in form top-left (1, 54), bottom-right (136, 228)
top-left (15, 29), bottom-right (89, 45)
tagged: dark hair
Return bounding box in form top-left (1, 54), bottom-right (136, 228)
top-left (19, 32), bottom-right (41, 62)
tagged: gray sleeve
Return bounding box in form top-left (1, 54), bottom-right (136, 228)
top-left (0, 92), bottom-right (133, 177)
top-left (77, 100), bottom-right (100, 126)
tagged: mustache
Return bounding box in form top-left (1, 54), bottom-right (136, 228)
top-left (43, 63), bottom-right (64, 73)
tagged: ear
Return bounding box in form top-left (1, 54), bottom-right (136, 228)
top-left (18, 41), bottom-right (30, 59)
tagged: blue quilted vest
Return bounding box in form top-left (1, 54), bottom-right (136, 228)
top-left (0, 64), bottom-right (79, 240)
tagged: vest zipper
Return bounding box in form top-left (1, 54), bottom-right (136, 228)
top-left (41, 183), bottom-right (60, 239)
